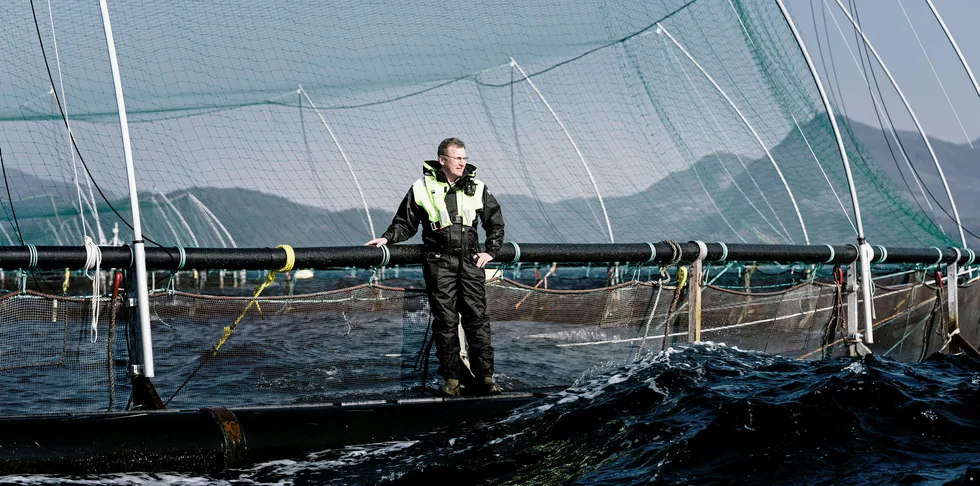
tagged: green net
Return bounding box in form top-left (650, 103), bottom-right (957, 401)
top-left (0, 0), bottom-right (954, 247)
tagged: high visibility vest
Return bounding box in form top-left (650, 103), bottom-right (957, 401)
top-left (413, 175), bottom-right (484, 229)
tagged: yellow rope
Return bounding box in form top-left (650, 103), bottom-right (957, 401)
top-left (62, 268), bottom-right (70, 295)
top-left (211, 245), bottom-right (295, 354)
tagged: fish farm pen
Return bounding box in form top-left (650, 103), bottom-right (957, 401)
top-left (0, 241), bottom-right (976, 473)
top-left (2, 0), bottom-right (980, 478)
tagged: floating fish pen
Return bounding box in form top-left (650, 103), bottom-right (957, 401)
top-left (3, 0), bottom-right (980, 477)
top-left (0, 242), bottom-right (977, 473)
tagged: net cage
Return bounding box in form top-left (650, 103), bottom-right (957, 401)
top-left (0, 259), bottom-right (976, 416)
top-left (0, 0), bottom-right (977, 417)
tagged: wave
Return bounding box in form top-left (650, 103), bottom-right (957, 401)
top-left (6, 344), bottom-right (980, 485)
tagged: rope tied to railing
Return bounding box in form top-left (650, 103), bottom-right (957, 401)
top-left (214, 244), bottom-right (295, 350)
top-left (165, 244), bottom-right (295, 406)
top-left (661, 239), bottom-right (682, 266)
top-left (84, 236), bottom-right (102, 343)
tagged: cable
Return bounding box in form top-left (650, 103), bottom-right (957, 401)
top-left (0, 146), bottom-right (24, 245)
top-left (29, 0), bottom-right (165, 248)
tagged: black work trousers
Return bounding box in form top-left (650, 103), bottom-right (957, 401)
top-left (422, 251), bottom-right (494, 380)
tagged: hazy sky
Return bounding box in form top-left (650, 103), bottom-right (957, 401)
top-left (788, 0), bottom-right (980, 145)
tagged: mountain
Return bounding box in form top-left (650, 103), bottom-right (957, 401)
top-left (6, 118), bottom-right (976, 248)
top-left (846, 121), bottom-right (980, 246)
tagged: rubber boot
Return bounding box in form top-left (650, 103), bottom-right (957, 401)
top-left (439, 378), bottom-right (461, 397)
top-left (483, 377), bottom-right (502, 395)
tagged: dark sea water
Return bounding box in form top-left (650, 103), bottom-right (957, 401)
top-left (4, 343), bottom-right (980, 485)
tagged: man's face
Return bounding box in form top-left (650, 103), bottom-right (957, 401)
top-left (440, 146), bottom-right (467, 179)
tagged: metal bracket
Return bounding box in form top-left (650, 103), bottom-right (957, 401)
top-left (845, 336), bottom-right (873, 357)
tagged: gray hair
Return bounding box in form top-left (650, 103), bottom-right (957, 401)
top-left (437, 137), bottom-right (465, 157)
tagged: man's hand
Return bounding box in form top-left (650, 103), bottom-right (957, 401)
top-left (473, 252), bottom-right (493, 268)
top-left (365, 237), bottom-right (389, 247)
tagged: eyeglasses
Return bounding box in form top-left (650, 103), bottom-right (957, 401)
top-left (440, 155), bottom-right (468, 162)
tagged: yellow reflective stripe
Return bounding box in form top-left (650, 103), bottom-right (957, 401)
top-left (413, 176), bottom-right (483, 227)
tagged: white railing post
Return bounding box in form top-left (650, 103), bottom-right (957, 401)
top-left (99, 0), bottom-right (154, 376)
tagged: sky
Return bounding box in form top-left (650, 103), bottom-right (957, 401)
top-left (787, 0), bottom-right (980, 145)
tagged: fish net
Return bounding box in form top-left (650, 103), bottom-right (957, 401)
top-left (0, 261), bottom-right (975, 415)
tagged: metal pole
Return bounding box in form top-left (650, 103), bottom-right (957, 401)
top-left (687, 260), bottom-right (702, 343)
top-left (657, 23), bottom-right (809, 244)
top-left (98, 0), bottom-right (154, 377)
top-left (845, 264), bottom-right (859, 356)
top-left (297, 85), bottom-right (376, 239)
top-left (775, 0), bottom-right (874, 343)
top-left (831, 0), bottom-right (966, 248)
top-left (509, 58), bottom-right (615, 244)
top-left (947, 261), bottom-right (960, 354)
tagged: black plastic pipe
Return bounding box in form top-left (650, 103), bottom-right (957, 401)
top-left (0, 242), bottom-right (972, 270)
top-left (0, 395), bottom-right (539, 475)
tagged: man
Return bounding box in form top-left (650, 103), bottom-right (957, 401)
top-left (366, 138), bottom-right (504, 397)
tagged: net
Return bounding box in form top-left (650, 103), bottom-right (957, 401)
top-left (0, 261), bottom-right (975, 415)
top-left (0, 0), bottom-right (974, 416)
top-left (0, 0), bottom-right (954, 248)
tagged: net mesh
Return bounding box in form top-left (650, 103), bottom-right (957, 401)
top-left (0, 0), bottom-right (954, 247)
top-left (0, 0), bottom-right (974, 415)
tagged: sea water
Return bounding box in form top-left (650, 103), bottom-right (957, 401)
top-left (3, 343), bottom-right (980, 485)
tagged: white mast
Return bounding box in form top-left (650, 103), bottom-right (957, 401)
top-left (99, 0), bottom-right (155, 377)
top-left (775, 0), bottom-right (875, 343)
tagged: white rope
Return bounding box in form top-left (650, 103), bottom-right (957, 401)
top-left (658, 23), bottom-right (809, 244)
top-left (510, 58), bottom-right (615, 243)
top-left (46, 0), bottom-right (87, 242)
top-left (84, 236), bottom-right (102, 343)
top-left (298, 85), bottom-right (376, 239)
top-left (633, 279), bottom-right (665, 361)
top-left (940, 328), bottom-right (961, 353)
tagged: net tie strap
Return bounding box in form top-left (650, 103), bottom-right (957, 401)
top-left (165, 246), bottom-right (186, 295)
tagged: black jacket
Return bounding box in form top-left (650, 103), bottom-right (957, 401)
top-left (381, 160), bottom-right (505, 258)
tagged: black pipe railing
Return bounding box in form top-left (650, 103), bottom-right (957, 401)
top-left (0, 242), bottom-right (973, 270)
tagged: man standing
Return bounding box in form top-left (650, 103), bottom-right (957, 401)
top-left (366, 138), bottom-right (504, 396)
